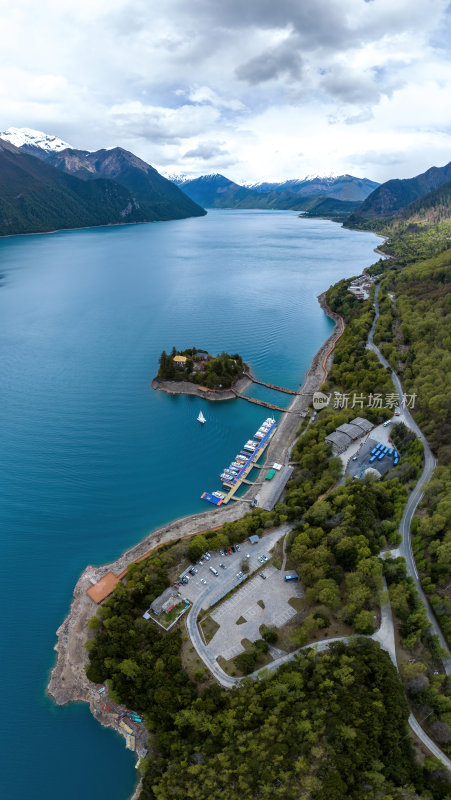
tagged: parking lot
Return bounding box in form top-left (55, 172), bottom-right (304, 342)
top-left (178, 527), bottom-right (289, 607)
top-left (207, 565), bottom-right (304, 661)
top-left (345, 419), bottom-right (400, 479)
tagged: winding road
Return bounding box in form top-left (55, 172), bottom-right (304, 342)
top-left (184, 284), bottom-right (450, 769)
top-left (369, 285), bottom-right (450, 674)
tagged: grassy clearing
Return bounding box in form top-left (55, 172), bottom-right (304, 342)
top-left (217, 655), bottom-right (238, 677)
top-left (199, 615), bottom-right (220, 643)
top-left (288, 597), bottom-right (305, 612)
top-left (271, 539), bottom-right (283, 570)
top-left (180, 630), bottom-right (214, 688)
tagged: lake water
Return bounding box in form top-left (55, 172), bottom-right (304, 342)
top-left (0, 210), bottom-right (380, 799)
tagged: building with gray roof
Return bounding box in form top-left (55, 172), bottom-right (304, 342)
top-left (325, 431), bottom-right (352, 453)
top-left (352, 417), bottom-right (373, 433)
top-left (325, 416), bottom-right (374, 455)
top-left (146, 587), bottom-right (179, 616)
top-left (336, 422), bottom-right (366, 440)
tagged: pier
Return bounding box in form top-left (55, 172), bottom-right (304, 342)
top-left (231, 389), bottom-right (289, 412)
top-left (244, 371), bottom-right (297, 395)
top-left (220, 426), bottom-right (277, 505)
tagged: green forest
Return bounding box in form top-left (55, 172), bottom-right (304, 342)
top-left (86, 549), bottom-right (447, 800)
top-left (157, 347), bottom-right (246, 389)
top-left (85, 211), bottom-right (451, 798)
top-left (371, 237), bottom-right (451, 655)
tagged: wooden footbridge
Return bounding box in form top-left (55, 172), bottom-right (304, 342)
top-left (244, 372), bottom-right (297, 395)
top-left (230, 371), bottom-right (300, 412)
top-left (231, 389), bottom-right (288, 412)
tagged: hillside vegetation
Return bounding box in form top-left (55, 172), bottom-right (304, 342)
top-left (349, 160), bottom-right (451, 221)
top-left (157, 348), bottom-right (246, 389)
top-left (84, 187), bottom-right (451, 798)
top-left (86, 548), bottom-right (443, 800)
top-left (0, 137), bottom-right (205, 236)
top-left (46, 147), bottom-right (206, 221)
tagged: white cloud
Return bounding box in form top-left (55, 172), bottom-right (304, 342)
top-left (0, 0), bottom-right (450, 181)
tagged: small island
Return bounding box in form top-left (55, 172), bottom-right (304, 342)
top-left (152, 347), bottom-right (251, 399)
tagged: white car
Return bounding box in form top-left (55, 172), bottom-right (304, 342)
top-left (200, 578), bottom-right (207, 585)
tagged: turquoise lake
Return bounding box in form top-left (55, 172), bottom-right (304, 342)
top-left (0, 210), bottom-right (381, 799)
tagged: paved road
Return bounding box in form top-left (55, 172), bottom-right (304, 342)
top-left (369, 285), bottom-right (450, 673)
top-left (185, 525), bottom-right (292, 688)
top-left (184, 288), bottom-right (451, 768)
top-left (409, 713), bottom-right (451, 770)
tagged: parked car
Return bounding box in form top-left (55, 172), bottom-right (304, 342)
top-left (235, 545), bottom-right (241, 552)
top-left (219, 563), bottom-right (226, 569)
top-left (260, 573), bottom-right (266, 580)
top-left (219, 550), bottom-right (224, 556)
top-left (231, 545), bottom-right (236, 553)
top-left (245, 553), bottom-right (250, 559)
top-left (200, 578), bottom-right (207, 585)
top-left (181, 577), bottom-right (189, 585)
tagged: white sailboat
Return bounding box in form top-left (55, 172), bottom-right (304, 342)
top-left (197, 411), bottom-right (206, 424)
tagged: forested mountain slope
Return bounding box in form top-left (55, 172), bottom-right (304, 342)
top-left (45, 147), bottom-right (206, 221)
top-left (0, 139), bottom-right (144, 235)
top-left (349, 160), bottom-right (451, 221)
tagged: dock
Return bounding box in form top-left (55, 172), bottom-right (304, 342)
top-left (218, 425), bottom-right (277, 505)
top-left (244, 372), bottom-right (297, 395)
top-left (231, 389), bottom-right (288, 412)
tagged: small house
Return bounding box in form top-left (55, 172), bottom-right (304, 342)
top-left (144, 587), bottom-right (179, 617)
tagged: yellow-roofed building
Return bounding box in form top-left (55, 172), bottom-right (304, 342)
top-left (173, 355), bottom-right (187, 365)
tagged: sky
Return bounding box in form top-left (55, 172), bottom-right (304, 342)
top-left (1, 0), bottom-right (451, 183)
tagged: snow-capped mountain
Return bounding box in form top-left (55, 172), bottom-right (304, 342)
top-left (244, 174), bottom-right (379, 202)
top-left (0, 126), bottom-right (72, 155)
top-left (163, 172), bottom-right (192, 185)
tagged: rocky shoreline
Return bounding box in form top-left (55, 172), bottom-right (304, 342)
top-left (151, 372), bottom-right (252, 400)
top-left (47, 291), bottom-right (344, 797)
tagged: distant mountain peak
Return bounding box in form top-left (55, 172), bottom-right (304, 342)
top-left (163, 172), bottom-right (192, 184)
top-left (0, 126), bottom-right (72, 152)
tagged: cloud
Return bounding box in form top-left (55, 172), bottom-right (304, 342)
top-left (236, 35), bottom-right (303, 85)
top-left (184, 86), bottom-right (245, 111)
top-left (183, 141), bottom-right (229, 160)
top-left (0, 0), bottom-right (450, 182)
top-left (321, 68), bottom-right (383, 105)
top-left (107, 101), bottom-right (220, 143)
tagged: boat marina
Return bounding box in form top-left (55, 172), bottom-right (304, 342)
top-left (201, 417), bottom-right (277, 506)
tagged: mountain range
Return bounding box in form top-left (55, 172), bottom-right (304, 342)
top-left (1, 126), bottom-right (451, 237)
top-left (245, 174), bottom-right (379, 201)
top-left (348, 160), bottom-right (451, 221)
top-left (0, 128), bottom-right (205, 235)
top-left (170, 172), bottom-right (378, 214)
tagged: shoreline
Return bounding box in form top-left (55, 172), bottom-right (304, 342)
top-left (0, 212), bottom-right (207, 240)
top-left (151, 372), bottom-right (252, 401)
top-left (46, 291), bottom-right (344, 791)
